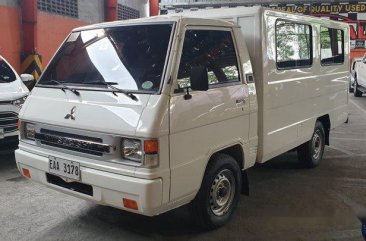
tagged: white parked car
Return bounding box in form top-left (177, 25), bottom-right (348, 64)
top-left (350, 57), bottom-right (362, 93)
top-left (354, 55), bottom-right (366, 97)
top-left (0, 56), bottom-right (32, 147)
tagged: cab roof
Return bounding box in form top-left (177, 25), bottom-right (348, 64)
top-left (72, 15), bottom-right (237, 32)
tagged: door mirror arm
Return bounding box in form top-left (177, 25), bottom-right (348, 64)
top-left (184, 87), bottom-right (192, 100)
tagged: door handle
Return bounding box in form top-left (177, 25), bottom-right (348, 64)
top-left (236, 98), bottom-right (245, 104)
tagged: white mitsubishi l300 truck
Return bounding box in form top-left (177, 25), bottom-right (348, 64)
top-left (15, 7), bottom-right (349, 229)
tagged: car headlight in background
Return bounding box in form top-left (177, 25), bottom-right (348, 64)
top-left (121, 138), bottom-right (159, 167)
top-left (24, 123), bottom-right (36, 140)
top-left (11, 96), bottom-right (27, 108)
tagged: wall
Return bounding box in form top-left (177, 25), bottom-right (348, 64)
top-left (79, 0), bottom-right (105, 23)
top-left (119, 0), bottom-right (150, 17)
top-left (0, 2), bottom-right (21, 71)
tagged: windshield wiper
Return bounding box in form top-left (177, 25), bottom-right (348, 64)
top-left (40, 80), bottom-right (80, 96)
top-left (87, 81), bottom-right (138, 101)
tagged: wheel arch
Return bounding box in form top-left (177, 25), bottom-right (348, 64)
top-left (204, 144), bottom-right (249, 196)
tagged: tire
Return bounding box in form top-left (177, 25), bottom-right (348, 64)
top-left (354, 78), bottom-right (363, 97)
top-left (189, 153), bottom-right (241, 230)
top-left (297, 121), bottom-right (325, 168)
top-left (349, 80), bottom-right (354, 93)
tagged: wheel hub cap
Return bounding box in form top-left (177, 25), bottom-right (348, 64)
top-left (210, 169), bottom-right (236, 216)
top-left (312, 131), bottom-right (322, 160)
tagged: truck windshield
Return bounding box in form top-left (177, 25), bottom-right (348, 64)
top-left (38, 24), bottom-right (173, 93)
top-left (0, 59), bottom-right (16, 83)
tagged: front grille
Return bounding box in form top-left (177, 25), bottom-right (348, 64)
top-left (35, 129), bottom-right (113, 156)
top-left (0, 112), bottom-right (18, 133)
top-left (0, 101), bottom-right (11, 105)
top-left (46, 173), bottom-right (93, 196)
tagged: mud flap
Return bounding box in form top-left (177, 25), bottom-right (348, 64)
top-left (241, 170), bottom-right (249, 195)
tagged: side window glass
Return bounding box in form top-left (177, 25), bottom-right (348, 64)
top-left (0, 60), bottom-right (16, 83)
top-left (276, 20), bottom-right (312, 69)
top-left (320, 27), bottom-right (344, 65)
top-left (177, 30), bottom-right (239, 90)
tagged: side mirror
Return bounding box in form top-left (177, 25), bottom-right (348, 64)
top-left (190, 66), bottom-right (209, 91)
top-left (363, 58), bottom-right (366, 64)
top-left (20, 74), bottom-right (36, 90)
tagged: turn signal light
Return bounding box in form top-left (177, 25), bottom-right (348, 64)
top-left (123, 198), bottom-right (138, 210)
top-left (144, 140), bottom-right (158, 154)
top-left (22, 168), bottom-right (31, 178)
top-left (16, 120), bottom-right (20, 129)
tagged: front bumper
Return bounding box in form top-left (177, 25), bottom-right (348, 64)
top-left (15, 149), bottom-right (163, 216)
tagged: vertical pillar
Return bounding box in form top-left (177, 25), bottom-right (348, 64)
top-left (139, 0), bottom-right (149, 17)
top-left (20, 0), bottom-right (42, 80)
top-left (105, 0), bottom-right (118, 22)
top-left (149, 0), bottom-right (159, 16)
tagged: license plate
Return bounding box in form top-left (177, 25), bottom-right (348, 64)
top-left (0, 129), bottom-right (4, 139)
top-left (49, 156), bottom-right (80, 181)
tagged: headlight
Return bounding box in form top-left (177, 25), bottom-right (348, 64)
top-left (122, 139), bottom-right (143, 162)
top-left (121, 138), bottom-right (159, 167)
top-left (24, 123), bottom-right (36, 140)
top-left (11, 96), bottom-right (27, 108)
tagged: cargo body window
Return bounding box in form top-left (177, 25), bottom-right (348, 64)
top-left (276, 20), bottom-right (312, 69)
top-left (320, 27), bottom-right (344, 65)
top-left (177, 29), bottom-right (240, 89)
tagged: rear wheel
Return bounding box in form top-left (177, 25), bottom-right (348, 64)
top-left (189, 153), bottom-right (241, 230)
top-left (354, 77), bottom-right (363, 97)
top-left (297, 121), bottom-right (325, 168)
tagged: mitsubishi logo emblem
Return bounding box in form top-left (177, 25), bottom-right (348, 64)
top-left (65, 106), bottom-right (76, 120)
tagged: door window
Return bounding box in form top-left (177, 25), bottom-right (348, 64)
top-left (177, 29), bottom-right (240, 90)
top-left (320, 27), bottom-right (344, 65)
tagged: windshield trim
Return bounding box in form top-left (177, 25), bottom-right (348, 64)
top-left (36, 22), bottom-right (177, 95)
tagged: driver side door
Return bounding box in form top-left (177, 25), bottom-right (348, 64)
top-left (168, 26), bottom-right (250, 202)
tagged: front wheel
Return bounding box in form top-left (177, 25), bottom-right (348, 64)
top-left (297, 121), bottom-right (325, 168)
top-left (189, 153), bottom-right (241, 230)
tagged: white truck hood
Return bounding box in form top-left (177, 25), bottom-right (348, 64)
top-left (0, 79), bottom-right (29, 101)
top-left (20, 87), bottom-right (150, 137)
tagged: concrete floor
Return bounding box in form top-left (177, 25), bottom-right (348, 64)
top-left (1, 95), bottom-right (366, 241)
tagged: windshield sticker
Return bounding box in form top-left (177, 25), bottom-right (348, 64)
top-left (67, 32), bottom-right (80, 42)
top-left (142, 81), bottom-right (153, 90)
